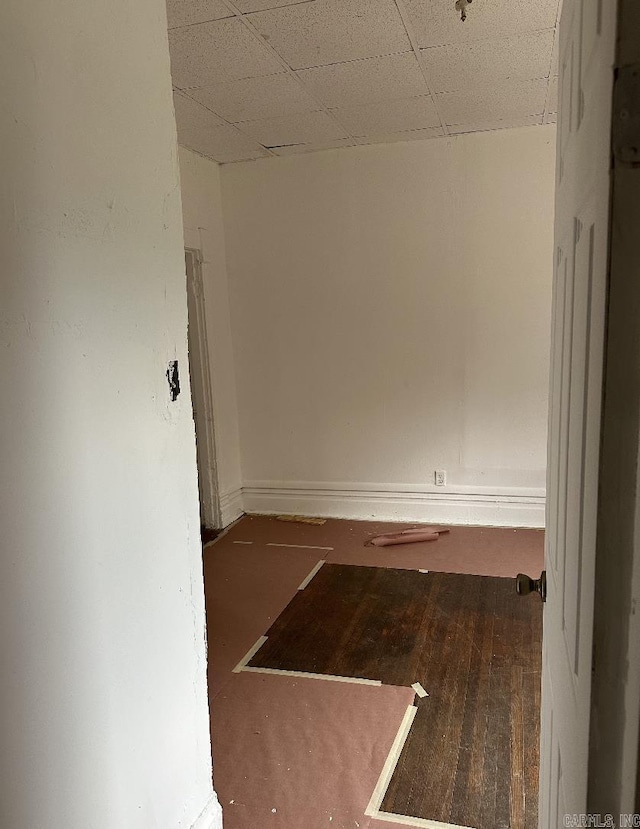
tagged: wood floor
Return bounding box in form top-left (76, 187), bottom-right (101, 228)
top-left (249, 563), bottom-right (542, 829)
top-left (381, 572), bottom-right (541, 829)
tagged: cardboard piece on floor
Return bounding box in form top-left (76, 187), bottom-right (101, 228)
top-left (211, 671), bottom-right (415, 829)
top-left (276, 514), bottom-right (327, 525)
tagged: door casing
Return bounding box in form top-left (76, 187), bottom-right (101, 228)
top-left (185, 246), bottom-right (222, 530)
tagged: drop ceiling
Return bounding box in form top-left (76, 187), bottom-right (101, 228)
top-left (168, 0), bottom-right (560, 164)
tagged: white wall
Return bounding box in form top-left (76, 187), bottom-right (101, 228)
top-left (0, 2), bottom-right (220, 828)
top-left (179, 147), bottom-right (243, 527)
top-left (221, 126), bottom-right (556, 527)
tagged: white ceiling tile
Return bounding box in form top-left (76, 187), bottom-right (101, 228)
top-left (173, 92), bottom-right (226, 133)
top-left (330, 95), bottom-right (440, 137)
top-left (238, 110), bottom-right (347, 146)
top-left (447, 115), bottom-right (543, 135)
top-left (166, 0), bottom-right (232, 29)
top-left (297, 52), bottom-right (428, 109)
top-left (404, 0), bottom-right (560, 47)
top-left (421, 29), bottom-right (555, 93)
top-left (189, 73), bottom-right (317, 122)
top-left (234, 0), bottom-right (309, 10)
top-left (246, 0), bottom-right (411, 70)
top-left (166, 0), bottom-right (562, 158)
top-left (179, 125), bottom-right (270, 162)
top-left (436, 78), bottom-right (548, 125)
top-left (168, 18), bottom-right (284, 88)
top-left (270, 137), bottom-right (356, 156)
top-left (354, 126), bottom-right (444, 146)
top-left (547, 75), bottom-right (559, 113)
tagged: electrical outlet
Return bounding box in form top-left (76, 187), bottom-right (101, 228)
top-left (434, 469), bottom-right (446, 486)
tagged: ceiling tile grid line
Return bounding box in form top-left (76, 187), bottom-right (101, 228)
top-left (166, 0), bottom-right (233, 29)
top-left (176, 87), bottom-right (244, 127)
top-left (416, 24), bottom-right (556, 52)
top-left (168, 0), bottom-right (562, 163)
top-left (392, 0), bottom-right (449, 136)
top-left (402, 0), bottom-right (559, 48)
top-left (174, 85), bottom-right (278, 159)
top-left (419, 29), bottom-right (555, 94)
top-left (189, 73), bottom-right (322, 124)
top-left (435, 78), bottom-right (549, 126)
top-left (168, 17), bottom-right (287, 88)
top-left (177, 88), bottom-right (279, 158)
top-left (218, 0), bottom-right (361, 149)
top-left (295, 51), bottom-right (432, 111)
top-left (241, 0), bottom-right (412, 69)
top-left (543, 0), bottom-right (563, 122)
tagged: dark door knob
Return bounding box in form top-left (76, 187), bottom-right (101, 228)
top-left (515, 571), bottom-right (547, 602)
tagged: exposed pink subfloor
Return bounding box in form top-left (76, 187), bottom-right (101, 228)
top-left (219, 514), bottom-right (544, 578)
top-left (204, 542), bottom-right (322, 699)
top-left (210, 671), bottom-right (414, 829)
top-left (205, 515), bottom-right (545, 828)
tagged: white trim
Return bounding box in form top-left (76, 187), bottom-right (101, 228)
top-left (190, 793), bottom-right (223, 829)
top-left (219, 486), bottom-right (244, 527)
top-left (372, 812), bottom-right (475, 829)
top-left (232, 635), bottom-right (268, 673)
top-left (241, 666), bottom-right (381, 686)
top-left (366, 705), bottom-right (417, 817)
top-left (242, 480), bottom-right (546, 529)
top-left (297, 560), bottom-right (325, 590)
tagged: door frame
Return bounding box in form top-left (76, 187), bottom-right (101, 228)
top-left (185, 245), bottom-right (222, 530)
top-left (587, 0), bottom-right (640, 813)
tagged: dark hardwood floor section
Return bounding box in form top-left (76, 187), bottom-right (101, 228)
top-left (380, 572), bottom-right (541, 829)
top-left (249, 564), bottom-right (542, 829)
top-left (250, 563), bottom-right (440, 684)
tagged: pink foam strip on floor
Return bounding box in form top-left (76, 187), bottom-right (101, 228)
top-left (327, 525), bottom-right (544, 577)
top-left (203, 542), bottom-right (322, 698)
top-left (211, 671), bottom-right (415, 829)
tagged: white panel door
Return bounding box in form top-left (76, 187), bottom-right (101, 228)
top-left (540, 0), bottom-right (617, 825)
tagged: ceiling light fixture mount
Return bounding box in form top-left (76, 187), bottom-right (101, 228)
top-left (455, 0), bottom-right (473, 22)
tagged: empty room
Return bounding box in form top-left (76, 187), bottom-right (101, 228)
top-left (3, 1), bottom-right (638, 829)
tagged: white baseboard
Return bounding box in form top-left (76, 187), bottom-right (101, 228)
top-left (219, 486), bottom-right (244, 528)
top-left (191, 793), bottom-right (223, 829)
top-left (241, 481), bottom-right (546, 529)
